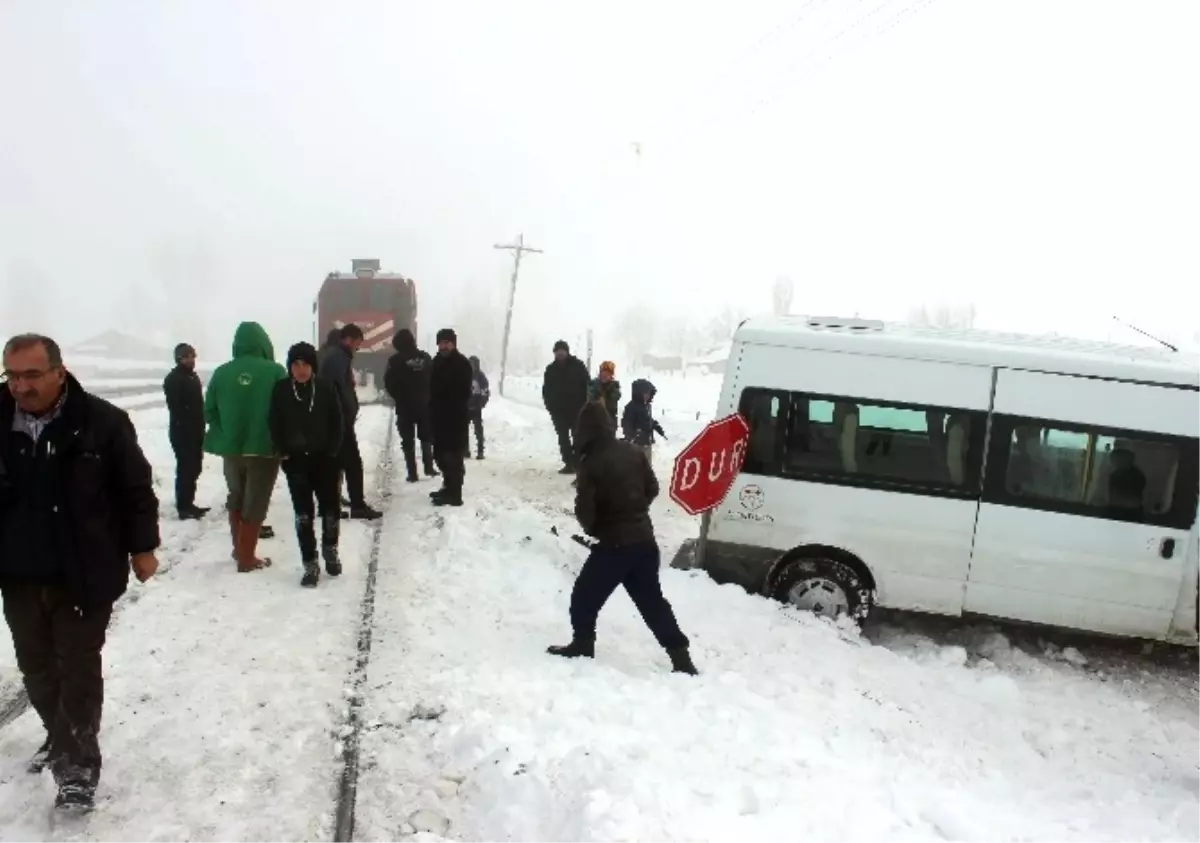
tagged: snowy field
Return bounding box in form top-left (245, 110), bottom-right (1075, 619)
top-left (0, 395), bottom-right (1196, 841)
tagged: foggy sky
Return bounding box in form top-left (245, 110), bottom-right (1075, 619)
top-left (2, 0), bottom-right (1197, 359)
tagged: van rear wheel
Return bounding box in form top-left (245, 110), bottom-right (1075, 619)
top-left (768, 557), bottom-right (872, 622)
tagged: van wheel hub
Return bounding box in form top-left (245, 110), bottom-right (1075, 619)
top-left (787, 577), bottom-right (850, 619)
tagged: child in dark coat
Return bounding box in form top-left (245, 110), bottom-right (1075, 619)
top-left (621, 378), bottom-right (666, 458)
top-left (467, 355), bottom-right (490, 459)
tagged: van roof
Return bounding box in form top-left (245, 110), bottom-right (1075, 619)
top-left (734, 316), bottom-right (1200, 388)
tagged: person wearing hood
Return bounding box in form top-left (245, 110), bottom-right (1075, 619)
top-left (548, 402), bottom-right (697, 675)
top-left (204, 321), bottom-right (288, 572)
top-left (320, 324), bottom-right (382, 520)
top-left (542, 340), bottom-right (590, 474)
top-left (588, 360), bottom-right (622, 421)
top-left (162, 342), bottom-right (210, 519)
top-left (621, 378), bottom-right (666, 458)
top-left (0, 333), bottom-right (160, 810)
top-left (428, 328), bottom-right (474, 507)
top-left (383, 328), bottom-right (438, 482)
top-left (269, 342), bottom-right (345, 588)
top-left (467, 355), bottom-right (490, 460)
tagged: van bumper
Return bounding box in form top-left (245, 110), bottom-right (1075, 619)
top-left (670, 538), bottom-right (779, 594)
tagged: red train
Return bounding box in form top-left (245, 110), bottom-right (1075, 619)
top-left (312, 258), bottom-right (418, 399)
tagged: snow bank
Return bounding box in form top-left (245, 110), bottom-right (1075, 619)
top-left (350, 398), bottom-right (1200, 842)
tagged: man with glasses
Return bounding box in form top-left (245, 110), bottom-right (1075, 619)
top-left (0, 334), bottom-right (159, 811)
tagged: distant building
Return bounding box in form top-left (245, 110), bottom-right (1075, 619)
top-left (687, 341), bottom-right (731, 376)
top-left (71, 330), bottom-right (174, 362)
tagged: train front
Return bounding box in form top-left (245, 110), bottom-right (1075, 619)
top-left (315, 259), bottom-right (418, 405)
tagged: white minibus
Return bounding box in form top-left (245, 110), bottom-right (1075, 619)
top-left (679, 316), bottom-right (1199, 644)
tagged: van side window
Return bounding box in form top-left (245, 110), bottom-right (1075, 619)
top-left (987, 416), bottom-right (1198, 529)
top-left (738, 388), bottom-right (986, 496)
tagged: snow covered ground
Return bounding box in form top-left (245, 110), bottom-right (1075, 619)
top-left (0, 395), bottom-right (1195, 841)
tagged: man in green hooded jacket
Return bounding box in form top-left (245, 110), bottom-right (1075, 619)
top-left (204, 322), bottom-right (287, 572)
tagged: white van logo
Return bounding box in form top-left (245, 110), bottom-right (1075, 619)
top-left (740, 484), bottom-right (765, 511)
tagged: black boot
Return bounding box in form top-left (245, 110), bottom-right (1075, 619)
top-left (301, 561), bottom-right (320, 588)
top-left (476, 443), bottom-right (485, 460)
top-left (402, 441), bottom-right (419, 483)
top-left (432, 490), bottom-right (463, 507)
top-left (547, 638), bottom-right (595, 659)
top-left (421, 442), bottom-right (440, 478)
top-left (27, 736), bottom-right (50, 774)
top-left (55, 781), bottom-right (95, 812)
top-left (322, 544), bottom-right (342, 577)
top-left (349, 504), bottom-right (383, 520)
top-left (668, 647), bottom-right (699, 676)
top-left (259, 524), bottom-right (275, 539)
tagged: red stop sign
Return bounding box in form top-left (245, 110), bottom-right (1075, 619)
top-left (669, 413), bottom-right (751, 516)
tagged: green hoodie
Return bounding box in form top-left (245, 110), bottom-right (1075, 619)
top-left (204, 322), bottom-right (288, 457)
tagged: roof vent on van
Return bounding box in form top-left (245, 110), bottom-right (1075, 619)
top-left (806, 316), bottom-right (885, 332)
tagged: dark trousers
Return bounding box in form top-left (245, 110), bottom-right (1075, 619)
top-left (283, 454), bottom-right (340, 561)
top-left (170, 435), bottom-right (203, 511)
top-left (338, 425), bottom-right (366, 507)
top-left (551, 414), bottom-right (576, 467)
top-left (569, 542), bottom-right (688, 651)
top-left (434, 443), bottom-right (466, 494)
top-left (469, 409), bottom-right (484, 453)
top-left (1, 582), bottom-right (113, 788)
top-left (397, 408), bottom-right (435, 476)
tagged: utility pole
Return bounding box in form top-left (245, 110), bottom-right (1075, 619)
top-left (493, 233), bottom-right (543, 397)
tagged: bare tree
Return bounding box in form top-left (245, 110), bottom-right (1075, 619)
top-left (703, 304), bottom-right (749, 346)
top-left (613, 304), bottom-right (658, 366)
top-left (771, 275), bottom-right (794, 316)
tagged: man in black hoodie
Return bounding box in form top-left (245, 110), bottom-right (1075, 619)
top-left (162, 342), bottom-right (210, 519)
top-left (547, 402), bottom-right (697, 675)
top-left (383, 328), bottom-right (438, 483)
top-left (542, 340), bottom-right (590, 474)
top-left (269, 342), bottom-right (345, 588)
top-left (428, 328), bottom-right (474, 507)
top-left (320, 325), bottom-right (381, 520)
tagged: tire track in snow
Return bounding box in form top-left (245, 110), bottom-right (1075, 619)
top-left (333, 413), bottom-right (396, 843)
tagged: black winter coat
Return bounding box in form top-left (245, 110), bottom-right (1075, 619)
top-left (384, 346), bottom-right (432, 417)
top-left (268, 377), bottom-right (344, 458)
top-left (0, 375), bottom-right (161, 608)
top-left (469, 370), bottom-right (490, 412)
top-left (574, 402), bottom-right (658, 548)
top-left (319, 341), bottom-right (359, 424)
top-left (429, 350), bottom-right (474, 450)
top-left (163, 364), bottom-right (205, 445)
top-left (542, 356), bottom-right (590, 421)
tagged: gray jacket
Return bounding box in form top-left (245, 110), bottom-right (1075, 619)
top-left (319, 342), bottom-right (358, 424)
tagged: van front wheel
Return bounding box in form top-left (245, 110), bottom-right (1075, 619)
top-left (768, 557), bottom-right (873, 623)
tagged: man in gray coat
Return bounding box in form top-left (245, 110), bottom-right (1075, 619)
top-left (319, 325), bottom-right (381, 520)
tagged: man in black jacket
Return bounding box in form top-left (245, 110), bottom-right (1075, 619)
top-left (428, 328), bottom-right (474, 507)
top-left (0, 333), bottom-right (160, 810)
top-left (548, 402), bottom-right (697, 675)
top-left (162, 342), bottom-right (210, 520)
top-left (542, 340), bottom-right (590, 474)
top-left (269, 342), bottom-right (345, 588)
top-left (383, 328), bottom-right (438, 483)
top-left (320, 324), bottom-right (381, 520)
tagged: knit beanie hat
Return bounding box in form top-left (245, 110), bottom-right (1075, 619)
top-left (174, 342), bottom-right (196, 362)
top-left (599, 360), bottom-right (616, 375)
top-left (287, 341), bottom-right (319, 373)
top-left (436, 328), bottom-right (457, 345)
top-left (554, 340), bottom-right (569, 353)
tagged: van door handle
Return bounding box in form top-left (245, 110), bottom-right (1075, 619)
top-left (1160, 538), bottom-right (1176, 559)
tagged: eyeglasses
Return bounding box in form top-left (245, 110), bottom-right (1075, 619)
top-left (1, 367), bottom-right (59, 385)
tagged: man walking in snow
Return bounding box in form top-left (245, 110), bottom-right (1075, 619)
top-left (269, 342), bottom-right (344, 587)
top-left (162, 342), bottom-right (210, 519)
top-left (204, 321), bottom-right (287, 572)
top-left (383, 328), bottom-right (439, 483)
top-left (542, 340), bottom-right (589, 474)
top-left (0, 333), bottom-right (160, 810)
top-left (428, 328), bottom-right (474, 507)
top-left (548, 402), bottom-right (697, 675)
top-left (320, 324), bottom-right (382, 520)
top-left (467, 355), bottom-right (490, 460)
